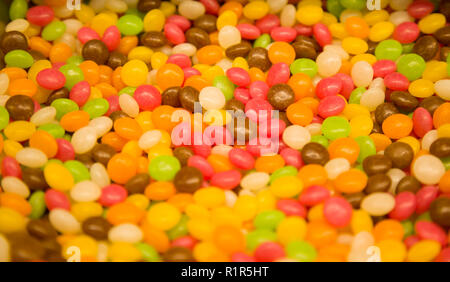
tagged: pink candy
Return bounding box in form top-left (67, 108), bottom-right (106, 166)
top-left (26, 5), bottom-right (54, 26)
top-left (318, 95), bottom-right (345, 118)
top-left (102, 26), bottom-right (121, 51)
top-left (210, 170), bottom-right (241, 190)
top-left (334, 73), bottom-right (354, 99)
top-left (313, 23), bottom-right (332, 47)
top-left (407, 0), bottom-right (434, 19)
top-left (415, 221), bottom-right (447, 246)
top-left (1, 156), bottom-right (22, 178)
top-left (70, 81), bottom-right (91, 107)
top-left (256, 14), bottom-right (280, 34)
top-left (99, 184), bottom-right (128, 207)
top-left (249, 81), bottom-right (269, 99)
top-left (237, 23), bottom-right (261, 40)
top-left (279, 148), bottom-right (303, 169)
top-left (254, 242), bottom-right (286, 262)
top-left (416, 185), bottom-right (439, 214)
top-left (245, 98), bottom-right (273, 123)
top-left (55, 138), bottom-right (75, 162)
top-left (316, 76), bottom-right (342, 99)
top-left (188, 155), bottom-right (214, 179)
top-left (166, 15), bottom-right (191, 31)
top-left (412, 107), bottom-right (433, 138)
top-left (164, 23), bottom-right (186, 45)
top-left (228, 148), bottom-right (255, 170)
top-left (323, 197), bottom-right (352, 228)
top-left (36, 69), bottom-right (66, 90)
top-left (167, 54), bottom-right (191, 69)
top-left (389, 191), bottom-right (416, 220)
top-left (134, 85), bottom-right (162, 111)
top-left (384, 72), bottom-right (410, 91)
top-left (373, 60), bottom-right (397, 78)
top-left (77, 27), bottom-right (101, 44)
top-left (226, 67), bottom-right (251, 87)
top-left (45, 189), bottom-right (70, 211)
top-left (276, 199), bottom-right (307, 217)
top-left (271, 27), bottom-right (297, 42)
top-left (267, 63), bottom-right (290, 86)
top-left (299, 185), bottom-right (330, 206)
top-left (233, 87), bottom-right (251, 104)
top-left (393, 22), bottom-right (420, 44)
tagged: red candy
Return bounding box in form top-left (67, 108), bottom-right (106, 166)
top-left (36, 69), bottom-right (66, 90)
top-left (45, 189), bottom-right (70, 211)
top-left (412, 107), bottom-right (433, 138)
top-left (323, 197), bottom-right (352, 228)
top-left (164, 23), bottom-right (186, 45)
top-left (226, 67), bottom-right (251, 87)
top-left (393, 22), bottom-right (420, 44)
top-left (99, 184), bottom-right (128, 207)
top-left (1, 156), bottom-right (22, 178)
top-left (415, 185), bottom-right (439, 214)
top-left (166, 15), bottom-right (191, 31)
top-left (77, 27), bottom-right (101, 44)
top-left (70, 81), bottom-right (91, 107)
top-left (299, 185), bottom-right (330, 206)
top-left (249, 81), bottom-right (269, 99)
top-left (26, 6), bottom-right (54, 26)
top-left (316, 76), bottom-right (342, 99)
top-left (384, 72), bottom-right (410, 91)
top-left (373, 60), bottom-right (397, 78)
top-left (255, 14), bottom-right (280, 34)
top-left (334, 73), bottom-right (354, 99)
top-left (134, 85), bottom-right (162, 111)
top-left (236, 23), bottom-right (261, 40)
top-left (167, 54), bottom-right (191, 69)
top-left (318, 95), bottom-right (345, 118)
top-left (388, 191), bottom-right (416, 220)
top-left (415, 221), bottom-right (447, 246)
top-left (271, 27), bottom-right (297, 42)
top-left (233, 87), bottom-right (251, 104)
top-left (254, 242), bottom-right (286, 262)
top-left (102, 26), bottom-right (121, 51)
top-left (407, 0), bottom-right (435, 19)
top-left (276, 199), bottom-right (307, 217)
top-left (228, 148), bottom-right (255, 170)
top-left (313, 23), bottom-right (332, 47)
top-left (55, 138), bottom-right (75, 162)
top-left (210, 170), bottom-right (241, 190)
top-left (267, 63), bottom-right (290, 86)
top-left (188, 155), bottom-right (214, 179)
top-left (279, 148), bottom-right (303, 169)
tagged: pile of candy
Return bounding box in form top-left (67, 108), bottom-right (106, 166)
top-left (0, 0), bottom-right (449, 262)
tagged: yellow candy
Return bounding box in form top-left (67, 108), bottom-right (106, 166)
top-left (376, 240), bottom-right (407, 262)
top-left (321, 12), bottom-right (337, 26)
top-left (437, 124), bottom-right (450, 138)
top-left (143, 9), bottom-right (165, 32)
top-left (193, 241), bottom-right (227, 262)
top-left (350, 53), bottom-right (377, 65)
top-left (187, 218), bottom-right (214, 240)
top-left (108, 242), bottom-right (142, 262)
top-left (150, 52), bottom-right (168, 70)
top-left (122, 140), bottom-right (142, 159)
top-left (90, 13), bottom-right (117, 36)
top-left (369, 21), bottom-right (394, 42)
top-left (128, 46), bottom-right (153, 64)
top-left (307, 203), bottom-right (324, 222)
top-left (296, 5), bottom-right (323, 26)
top-left (276, 216), bottom-right (307, 245)
top-left (63, 235), bottom-right (98, 260)
top-left (217, 10), bottom-right (238, 30)
top-left (88, 86), bottom-right (102, 101)
top-left (342, 37), bottom-right (368, 55)
top-left (350, 115), bottom-right (373, 138)
top-left (343, 104), bottom-right (370, 119)
top-left (159, 1), bottom-right (176, 17)
top-left (270, 176), bottom-right (303, 198)
top-left (3, 140), bottom-right (23, 157)
top-left (407, 240), bottom-right (441, 262)
top-left (408, 79), bottom-right (434, 98)
top-left (210, 207), bottom-right (242, 228)
top-left (147, 144), bottom-right (173, 161)
top-left (121, 59), bottom-right (149, 87)
top-left (186, 203), bottom-right (210, 219)
top-left (202, 65), bottom-right (225, 83)
top-left (44, 162), bottom-right (74, 191)
top-left (147, 202), bottom-right (181, 231)
top-left (329, 23), bottom-right (348, 39)
top-left (136, 111), bottom-right (155, 132)
top-left (0, 207), bottom-right (26, 233)
top-left (4, 121), bottom-right (35, 142)
top-left (233, 195), bottom-right (258, 221)
top-left (193, 187), bottom-right (225, 209)
top-left (423, 61), bottom-right (448, 82)
top-left (75, 4), bottom-right (95, 24)
top-left (28, 60), bottom-right (52, 83)
top-left (256, 189), bottom-right (276, 212)
top-left (418, 13), bottom-right (446, 34)
top-left (350, 209), bottom-right (373, 234)
top-left (364, 10), bottom-right (389, 26)
top-left (232, 57), bottom-right (249, 70)
top-left (297, 0), bottom-right (322, 7)
top-left (71, 202), bottom-right (103, 222)
top-left (243, 1), bottom-right (270, 20)
top-left (126, 194), bottom-right (149, 210)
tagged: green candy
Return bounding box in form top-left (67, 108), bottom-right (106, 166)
top-left (135, 243), bottom-right (161, 262)
top-left (4, 50), bottom-right (34, 68)
top-left (416, 212), bottom-right (432, 222)
top-left (38, 123), bottom-right (65, 139)
top-left (290, 58), bottom-right (317, 78)
top-left (0, 106), bottom-right (10, 130)
top-left (402, 43), bottom-right (414, 54)
top-left (253, 210), bottom-right (285, 230)
top-left (59, 64), bottom-right (84, 90)
top-left (82, 98), bottom-right (109, 119)
top-left (117, 15), bottom-right (144, 36)
top-left (286, 240), bottom-right (317, 262)
top-left (64, 160), bottom-right (91, 183)
top-left (246, 229), bottom-right (277, 251)
top-left (167, 215), bottom-right (189, 240)
top-left (254, 34), bottom-right (272, 48)
top-left (310, 135), bottom-right (329, 148)
top-left (349, 87), bottom-right (366, 104)
top-left (270, 166), bottom-right (298, 184)
top-left (29, 191), bottom-right (46, 219)
top-left (148, 155), bottom-right (181, 181)
top-left (119, 86), bottom-right (137, 96)
top-left (401, 220), bottom-right (414, 238)
top-left (354, 135), bottom-right (376, 163)
top-left (213, 75), bottom-right (235, 101)
top-left (321, 116), bottom-right (350, 140)
top-left (327, 0), bottom-right (344, 17)
top-left (42, 20), bottom-right (66, 41)
top-left (339, 0), bottom-right (366, 10)
top-left (9, 0), bottom-right (27, 20)
top-left (375, 40), bottom-right (403, 61)
top-left (51, 98), bottom-right (79, 120)
top-left (397, 54), bottom-right (426, 81)
top-left (442, 157), bottom-right (450, 171)
top-left (66, 55), bottom-right (84, 66)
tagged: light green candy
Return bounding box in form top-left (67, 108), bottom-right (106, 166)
top-left (42, 20), bottom-right (66, 41)
top-left (4, 50), bottom-right (34, 68)
top-left (290, 58), bottom-right (318, 78)
top-left (117, 14), bottom-right (144, 36)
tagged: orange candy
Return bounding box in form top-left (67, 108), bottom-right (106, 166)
top-left (306, 220), bottom-right (338, 248)
top-left (298, 164), bottom-right (328, 188)
top-left (106, 202), bottom-right (145, 225)
top-left (286, 102), bottom-right (314, 126)
top-left (107, 153), bottom-right (138, 184)
top-left (333, 168), bottom-right (367, 193)
top-left (249, 67), bottom-right (265, 82)
top-left (29, 37), bottom-right (52, 57)
top-left (219, 1), bottom-right (243, 17)
top-left (145, 181), bottom-right (176, 201)
top-left (213, 225), bottom-right (245, 254)
top-left (254, 154), bottom-right (285, 173)
top-left (345, 16), bottom-right (370, 39)
top-left (8, 78), bottom-right (37, 96)
top-left (167, 193), bottom-right (194, 212)
top-left (114, 117), bottom-right (143, 140)
top-left (101, 132), bottom-right (128, 151)
top-left (0, 192), bottom-right (32, 216)
top-left (184, 75), bottom-right (210, 91)
top-left (95, 82), bottom-right (117, 98)
top-left (60, 110), bottom-right (90, 132)
top-left (197, 45), bottom-right (224, 65)
top-left (382, 114), bottom-right (413, 139)
top-left (80, 60), bottom-right (100, 86)
top-left (288, 73), bottom-right (314, 100)
top-left (29, 130), bottom-right (58, 158)
top-left (370, 133), bottom-right (392, 152)
top-left (433, 103), bottom-right (450, 128)
top-left (117, 36), bottom-right (138, 55)
top-left (373, 219), bottom-right (404, 242)
top-left (141, 221), bottom-right (170, 253)
top-left (268, 42), bottom-right (296, 64)
top-left (151, 105), bottom-right (177, 131)
top-left (328, 137), bottom-right (360, 164)
top-left (156, 64), bottom-right (184, 91)
top-left (49, 42), bottom-right (72, 63)
top-left (207, 154), bottom-right (234, 173)
top-left (439, 170), bottom-right (450, 193)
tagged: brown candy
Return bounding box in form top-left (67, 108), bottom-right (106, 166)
top-left (362, 154), bottom-right (392, 176)
top-left (76, 152), bottom-right (95, 169)
top-left (301, 142), bottom-right (329, 165)
top-left (82, 216), bottom-right (112, 240)
top-left (267, 84), bottom-right (295, 110)
top-left (384, 142), bottom-right (414, 169)
top-left (430, 197), bottom-right (450, 227)
top-left (125, 173), bottom-right (150, 194)
top-left (109, 110), bottom-right (129, 122)
top-left (225, 42), bottom-right (252, 60)
top-left (232, 117), bottom-right (256, 142)
top-left (367, 40), bottom-right (377, 54)
top-left (5, 94), bottom-right (35, 121)
top-left (7, 233), bottom-right (45, 262)
top-left (365, 174), bottom-right (391, 194)
top-left (440, 46), bottom-right (450, 61)
top-left (137, 0), bottom-right (161, 12)
top-left (390, 91), bottom-right (419, 113)
top-left (225, 98), bottom-right (245, 113)
top-left (430, 138), bottom-right (450, 158)
top-left (185, 28), bottom-right (210, 48)
top-left (91, 144), bottom-right (116, 166)
top-left (194, 14), bottom-right (217, 33)
top-left (295, 35), bottom-right (320, 51)
top-left (0, 31), bottom-right (28, 53)
top-left (173, 147), bottom-right (194, 166)
top-left (343, 192), bottom-right (365, 209)
top-left (293, 36), bottom-right (320, 60)
top-left (82, 39), bottom-right (109, 65)
top-left (162, 86), bottom-right (181, 107)
top-left (441, 0), bottom-right (450, 21)
top-left (27, 219), bottom-right (58, 240)
top-left (46, 87), bottom-right (69, 105)
top-left (420, 96), bottom-right (445, 115)
top-left (179, 86), bottom-right (199, 112)
top-left (140, 31), bottom-right (167, 48)
top-left (248, 47), bottom-right (271, 72)
top-left (163, 247), bottom-right (195, 262)
top-left (174, 166), bottom-right (203, 193)
top-left (279, 111), bottom-right (292, 127)
top-left (107, 51), bottom-right (128, 69)
top-left (29, 50), bottom-right (46, 61)
top-left (435, 26), bottom-right (450, 45)
top-left (413, 35), bottom-right (439, 61)
top-left (375, 103), bottom-right (399, 125)
top-left (396, 175), bottom-right (421, 194)
top-left (22, 167), bottom-right (48, 190)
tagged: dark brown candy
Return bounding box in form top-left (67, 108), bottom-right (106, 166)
top-left (194, 14), bottom-right (217, 33)
top-left (107, 51), bottom-right (127, 69)
top-left (371, 121), bottom-right (382, 134)
top-left (440, 46), bottom-right (450, 61)
top-left (0, 31), bottom-right (28, 53)
top-left (0, 50), bottom-right (4, 69)
top-left (384, 142), bottom-right (414, 169)
top-left (247, 47), bottom-right (271, 72)
top-left (125, 173), bottom-right (150, 194)
top-left (46, 87), bottom-right (69, 105)
top-left (91, 144), bottom-right (116, 166)
top-left (27, 219), bottom-right (58, 240)
top-left (7, 233), bottom-right (45, 262)
top-left (267, 84), bottom-right (295, 110)
top-left (174, 166), bottom-right (203, 193)
top-left (76, 152), bottom-right (95, 169)
top-left (375, 103), bottom-right (398, 125)
top-left (179, 86), bottom-right (199, 112)
top-left (413, 35), bottom-right (439, 61)
top-left (5, 94), bottom-right (35, 120)
top-left (343, 192), bottom-right (365, 209)
top-left (137, 0), bottom-right (161, 12)
top-left (140, 31), bottom-right (167, 48)
top-left (278, 111), bottom-right (292, 127)
top-left (396, 175), bottom-right (421, 194)
top-left (225, 98), bottom-right (245, 113)
top-left (362, 154), bottom-right (392, 176)
top-left (367, 40), bottom-right (377, 54)
top-left (162, 86), bottom-right (181, 107)
top-left (22, 167), bottom-right (48, 190)
top-left (173, 147), bottom-right (194, 166)
top-left (109, 110), bottom-right (129, 122)
top-left (390, 91), bottom-right (419, 113)
top-left (420, 96), bottom-right (445, 115)
top-left (301, 142), bottom-right (329, 165)
top-left (441, 0), bottom-right (450, 21)
top-left (430, 197), bottom-right (450, 227)
top-left (82, 216), bottom-right (112, 240)
top-left (435, 26), bottom-right (450, 45)
top-left (185, 28), bottom-right (210, 48)
top-left (44, 251), bottom-right (66, 262)
top-left (365, 174), bottom-right (391, 194)
top-left (295, 35), bottom-right (320, 51)
top-left (163, 247), bottom-right (195, 262)
top-left (292, 42), bottom-right (317, 60)
top-left (225, 42), bottom-right (252, 60)
top-left (82, 40), bottom-right (109, 65)
top-left (430, 138), bottom-right (450, 158)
